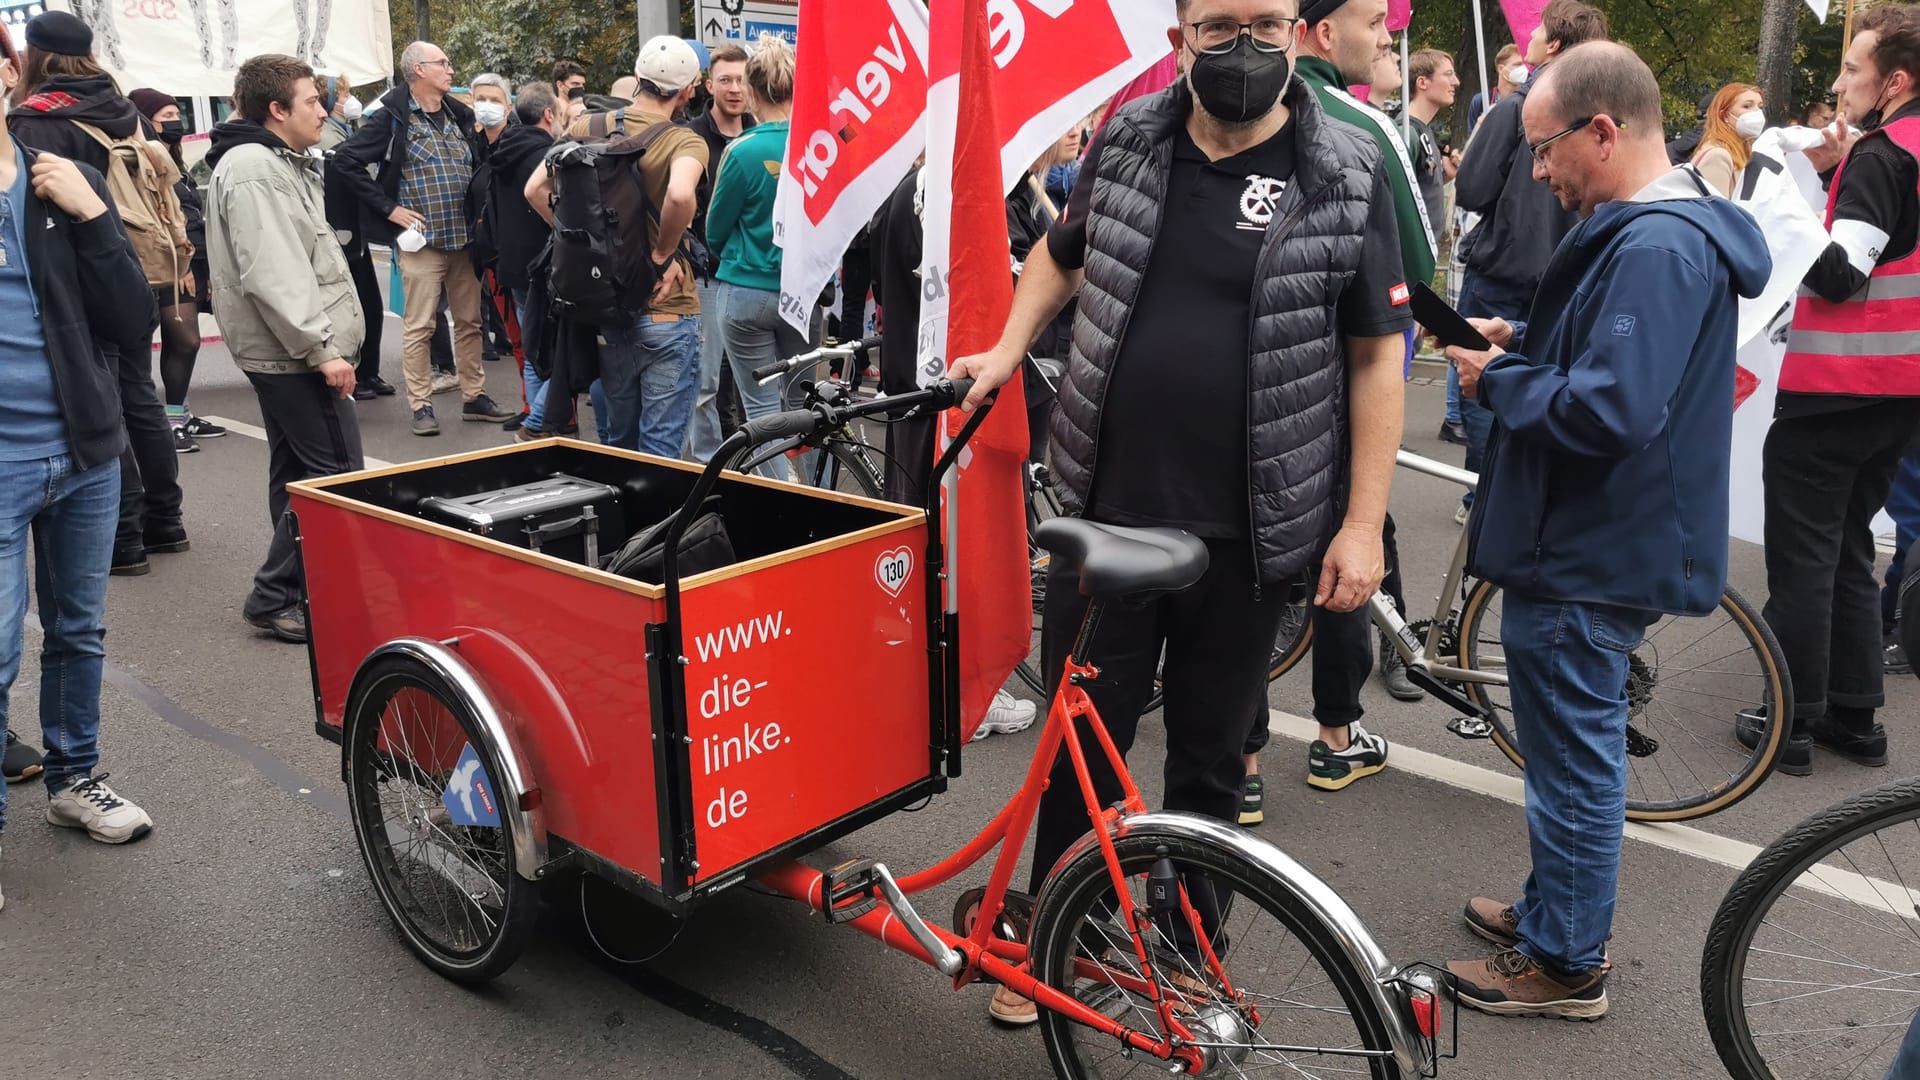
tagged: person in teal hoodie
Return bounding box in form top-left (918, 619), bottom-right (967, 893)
top-left (706, 33), bottom-right (817, 482)
top-left (1441, 43), bottom-right (1769, 1021)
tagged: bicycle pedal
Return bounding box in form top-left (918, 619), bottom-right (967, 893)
top-left (820, 857), bottom-right (881, 925)
top-left (1446, 715), bottom-right (1494, 740)
top-left (1625, 723), bottom-right (1660, 758)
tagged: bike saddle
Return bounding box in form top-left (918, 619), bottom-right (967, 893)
top-left (1032, 518), bottom-right (1209, 599)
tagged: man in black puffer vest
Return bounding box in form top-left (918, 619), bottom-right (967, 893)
top-left (950, 0), bottom-right (1410, 1026)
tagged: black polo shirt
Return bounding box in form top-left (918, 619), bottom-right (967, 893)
top-left (1047, 120), bottom-right (1411, 538)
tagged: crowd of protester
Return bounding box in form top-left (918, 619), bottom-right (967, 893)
top-left (1, 4), bottom-right (1918, 1056)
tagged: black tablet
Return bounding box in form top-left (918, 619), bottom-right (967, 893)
top-left (1410, 281), bottom-right (1492, 351)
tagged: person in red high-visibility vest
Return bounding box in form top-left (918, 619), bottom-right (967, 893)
top-left (1751, 4), bottom-right (1920, 777)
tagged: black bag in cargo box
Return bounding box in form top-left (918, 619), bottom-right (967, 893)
top-left (418, 474), bottom-right (623, 567)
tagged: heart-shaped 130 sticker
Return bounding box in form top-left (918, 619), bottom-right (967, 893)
top-left (875, 546), bottom-right (914, 597)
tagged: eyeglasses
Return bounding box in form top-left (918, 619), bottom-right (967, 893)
top-left (1527, 115), bottom-right (1622, 162)
top-left (420, 58), bottom-right (452, 70)
top-left (1184, 17), bottom-right (1306, 55)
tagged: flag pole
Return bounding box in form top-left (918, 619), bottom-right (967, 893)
top-left (1400, 32), bottom-right (1412, 146)
top-left (1470, 0), bottom-right (1491, 130)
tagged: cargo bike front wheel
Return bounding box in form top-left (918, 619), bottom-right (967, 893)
top-left (345, 650), bottom-right (546, 984)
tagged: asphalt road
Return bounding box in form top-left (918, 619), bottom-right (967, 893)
top-left (4, 332), bottom-right (1915, 1080)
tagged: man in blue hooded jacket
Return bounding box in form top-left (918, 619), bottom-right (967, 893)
top-left (1441, 42), bottom-right (1770, 1020)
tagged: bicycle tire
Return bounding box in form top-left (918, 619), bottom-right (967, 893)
top-left (1028, 830), bottom-right (1402, 1078)
top-left (1457, 579), bottom-right (1791, 821)
top-left (820, 438), bottom-right (885, 498)
top-left (345, 654), bottom-right (544, 984)
top-left (1700, 776), bottom-right (1920, 1079)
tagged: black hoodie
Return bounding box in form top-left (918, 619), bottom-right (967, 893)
top-left (7, 75), bottom-right (146, 176)
top-left (205, 117), bottom-right (292, 169)
top-left (483, 122), bottom-right (554, 290)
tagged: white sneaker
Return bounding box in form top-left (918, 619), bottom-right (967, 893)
top-left (430, 371), bottom-right (461, 395)
top-left (973, 689), bottom-right (1038, 742)
top-left (1454, 503), bottom-right (1471, 527)
top-left (46, 774), bottom-right (153, 844)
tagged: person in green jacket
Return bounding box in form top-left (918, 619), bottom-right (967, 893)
top-left (1295, 0), bottom-right (1436, 302)
top-left (706, 33), bottom-right (819, 482)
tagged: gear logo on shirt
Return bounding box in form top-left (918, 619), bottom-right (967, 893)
top-left (1238, 175), bottom-right (1287, 231)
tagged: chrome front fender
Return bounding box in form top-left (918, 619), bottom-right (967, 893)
top-left (1039, 810), bottom-right (1437, 1077)
top-left (346, 637), bottom-right (548, 883)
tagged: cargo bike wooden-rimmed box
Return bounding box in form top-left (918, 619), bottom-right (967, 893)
top-left (293, 382), bottom-right (1455, 1079)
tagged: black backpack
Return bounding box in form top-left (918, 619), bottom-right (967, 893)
top-left (546, 109), bottom-right (675, 327)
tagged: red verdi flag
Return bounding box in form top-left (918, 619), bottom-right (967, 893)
top-left (920, 0), bottom-right (1172, 742)
top-left (773, 0), bottom-right (930, 334)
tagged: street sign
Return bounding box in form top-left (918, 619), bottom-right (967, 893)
top-left (696, 0), bottom-right (798, 47)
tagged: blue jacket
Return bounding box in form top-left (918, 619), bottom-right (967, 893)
top-left (1465, 173), bottom-right (1771, 615)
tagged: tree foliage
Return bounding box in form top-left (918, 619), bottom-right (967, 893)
top-left (390, 0), bottom-right (696, 94)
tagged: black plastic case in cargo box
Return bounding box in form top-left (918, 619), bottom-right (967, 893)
top-left (417, 474), bottom-right (622, 566)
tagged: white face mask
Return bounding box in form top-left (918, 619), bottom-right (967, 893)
top-left (1506, 64), bottom-right (1530, 84)
top-left (340, 95), bottom-right (364, 121)
top-left (473, 101), bottom-right (507, 128)
top-left (1734, 110), bottom-right (1766, 140)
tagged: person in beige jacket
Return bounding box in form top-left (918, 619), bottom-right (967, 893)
top-left (205, 53), bottom-right (364, 645)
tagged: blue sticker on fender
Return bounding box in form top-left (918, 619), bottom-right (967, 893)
top-left (443, 743), bottom-right (501, 827)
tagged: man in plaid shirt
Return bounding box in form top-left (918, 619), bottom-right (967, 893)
top-left (329, 40), bottom-right (516, 435)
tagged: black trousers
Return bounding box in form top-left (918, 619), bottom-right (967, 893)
top-left (346, 245), bottom-right (383, 381)
top-left (113, 344), bottom-right (184, 548)
top-left (1029, 538), bottom-right (1288, 894)
top-left (883, 411), bottom-right (938, 507)
top-left (1762, 400), bottom-right (1920, 725)
top-left (1243, 515), bottom-right (1404, 755)
top-left (244, 372), bottom-right (364, 618)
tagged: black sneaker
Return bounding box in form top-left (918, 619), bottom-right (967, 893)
top-left (1805, 712), bottom-right (1891, 766)
top-left (1378, 633), bottom-right (1422, 702)
top-left (362, 374), bottom-right (397, 397)
top-left (463, 394), bottom-right (516, 423)
top-left (1238, 774), bottom-right (1264, 826)
top-left (171, 425), bottom-right (200, 454)
top-left (245, 606), bottom-right (308, 644)
top-left (502, 414), bottom-right (525, 432)
top-left (1887, 633), bottom-right (1911, 676)
top-left (352, 382), bottom-right (379, 402)
top-left (411, 406), bottom-right (440, 437)
top-left (1439, 420), bottom-right (1468, 445)
top-left (182, 416), bottom-right (226, 438)
top-left (3, 729), bottom-right (43, 783)
top-left (145, 523), bottom-right (190, 555)
top-left (111, 542), bottom-right (151, 577)
top-left (1736, 706), bottom-right (1812, 776)
top-left (1308, 724), bottom-right (1389, 791)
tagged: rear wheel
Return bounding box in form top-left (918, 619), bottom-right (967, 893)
top-left (345, 654), bottom-right (543, 983)
top-left (1028, 831), bottom-right (1401, 1079)
top-left (1456, 580), bottom-right (1791, 821)
top-left (1701, 777), bottom-right (1920, 1079)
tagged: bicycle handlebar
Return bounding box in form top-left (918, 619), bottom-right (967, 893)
top-left (751, 335), bottom-right (885, 385)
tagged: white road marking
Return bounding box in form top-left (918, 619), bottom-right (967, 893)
top-left (204, 416), bottom-right (396, 470)
top-left (1263, 709), bottom-right (1772, 874)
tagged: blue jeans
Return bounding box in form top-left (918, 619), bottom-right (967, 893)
top-left (715, 281), bottom-right (821, 481)
top-left (1503, 592), bottom-right (1658, 975)
top-left (512, 288), bottom-right (552, 431)
top-left (1885, 1010), bottom-right (1920, 1080)
top-left (1445, 364), bottom-right (1463, 426)
top-left (598, 315), bottom-right (700, 456)
top-left (589, 380), bottom-right (611, 444)
top-left (1456, 271), bottom-right (1534, 509)
top-left (1882, 446), bottom-right (1920, 632)
top-left (0, 454), bottom-right (120, 833)
top-left (686, 278), bottom-right (728, 463)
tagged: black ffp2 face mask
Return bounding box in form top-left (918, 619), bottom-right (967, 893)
top-left (1190, 35), bottom-right (1292, 125)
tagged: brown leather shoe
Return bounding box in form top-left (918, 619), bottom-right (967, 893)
top-left (1464, 897), bottom-right (1519, 947)
top-left (988, 984), bottom-right (1038, 1026)
top-left (1446, 949), bottom-right (1608, 1021)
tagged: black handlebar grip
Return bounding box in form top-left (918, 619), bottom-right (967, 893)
top-left (742, 410), bottom-right (821, 444)
top-left (750, 360), bottom-right (787, 382)
top-left (943, 376), bottom-right (975, 407)
top-left (854, 334), bottom-right (884, 357)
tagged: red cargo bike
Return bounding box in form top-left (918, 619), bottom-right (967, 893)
top-left (293, 377), bottom-right (1453, 1078)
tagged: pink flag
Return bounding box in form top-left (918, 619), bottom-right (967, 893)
top-left (1500, 0), bottom-right (1549, 51)
top-left (1387, 0), bottom-right (1413, 32)
top-left (1091, 52), bottom-right (1179, 144)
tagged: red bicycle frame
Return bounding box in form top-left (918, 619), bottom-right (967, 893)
top-left (759, 648), bottom-right (1243, 1073)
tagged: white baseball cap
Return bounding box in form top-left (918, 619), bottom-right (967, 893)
top-left (634, 35), bottom-right (701, 94)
